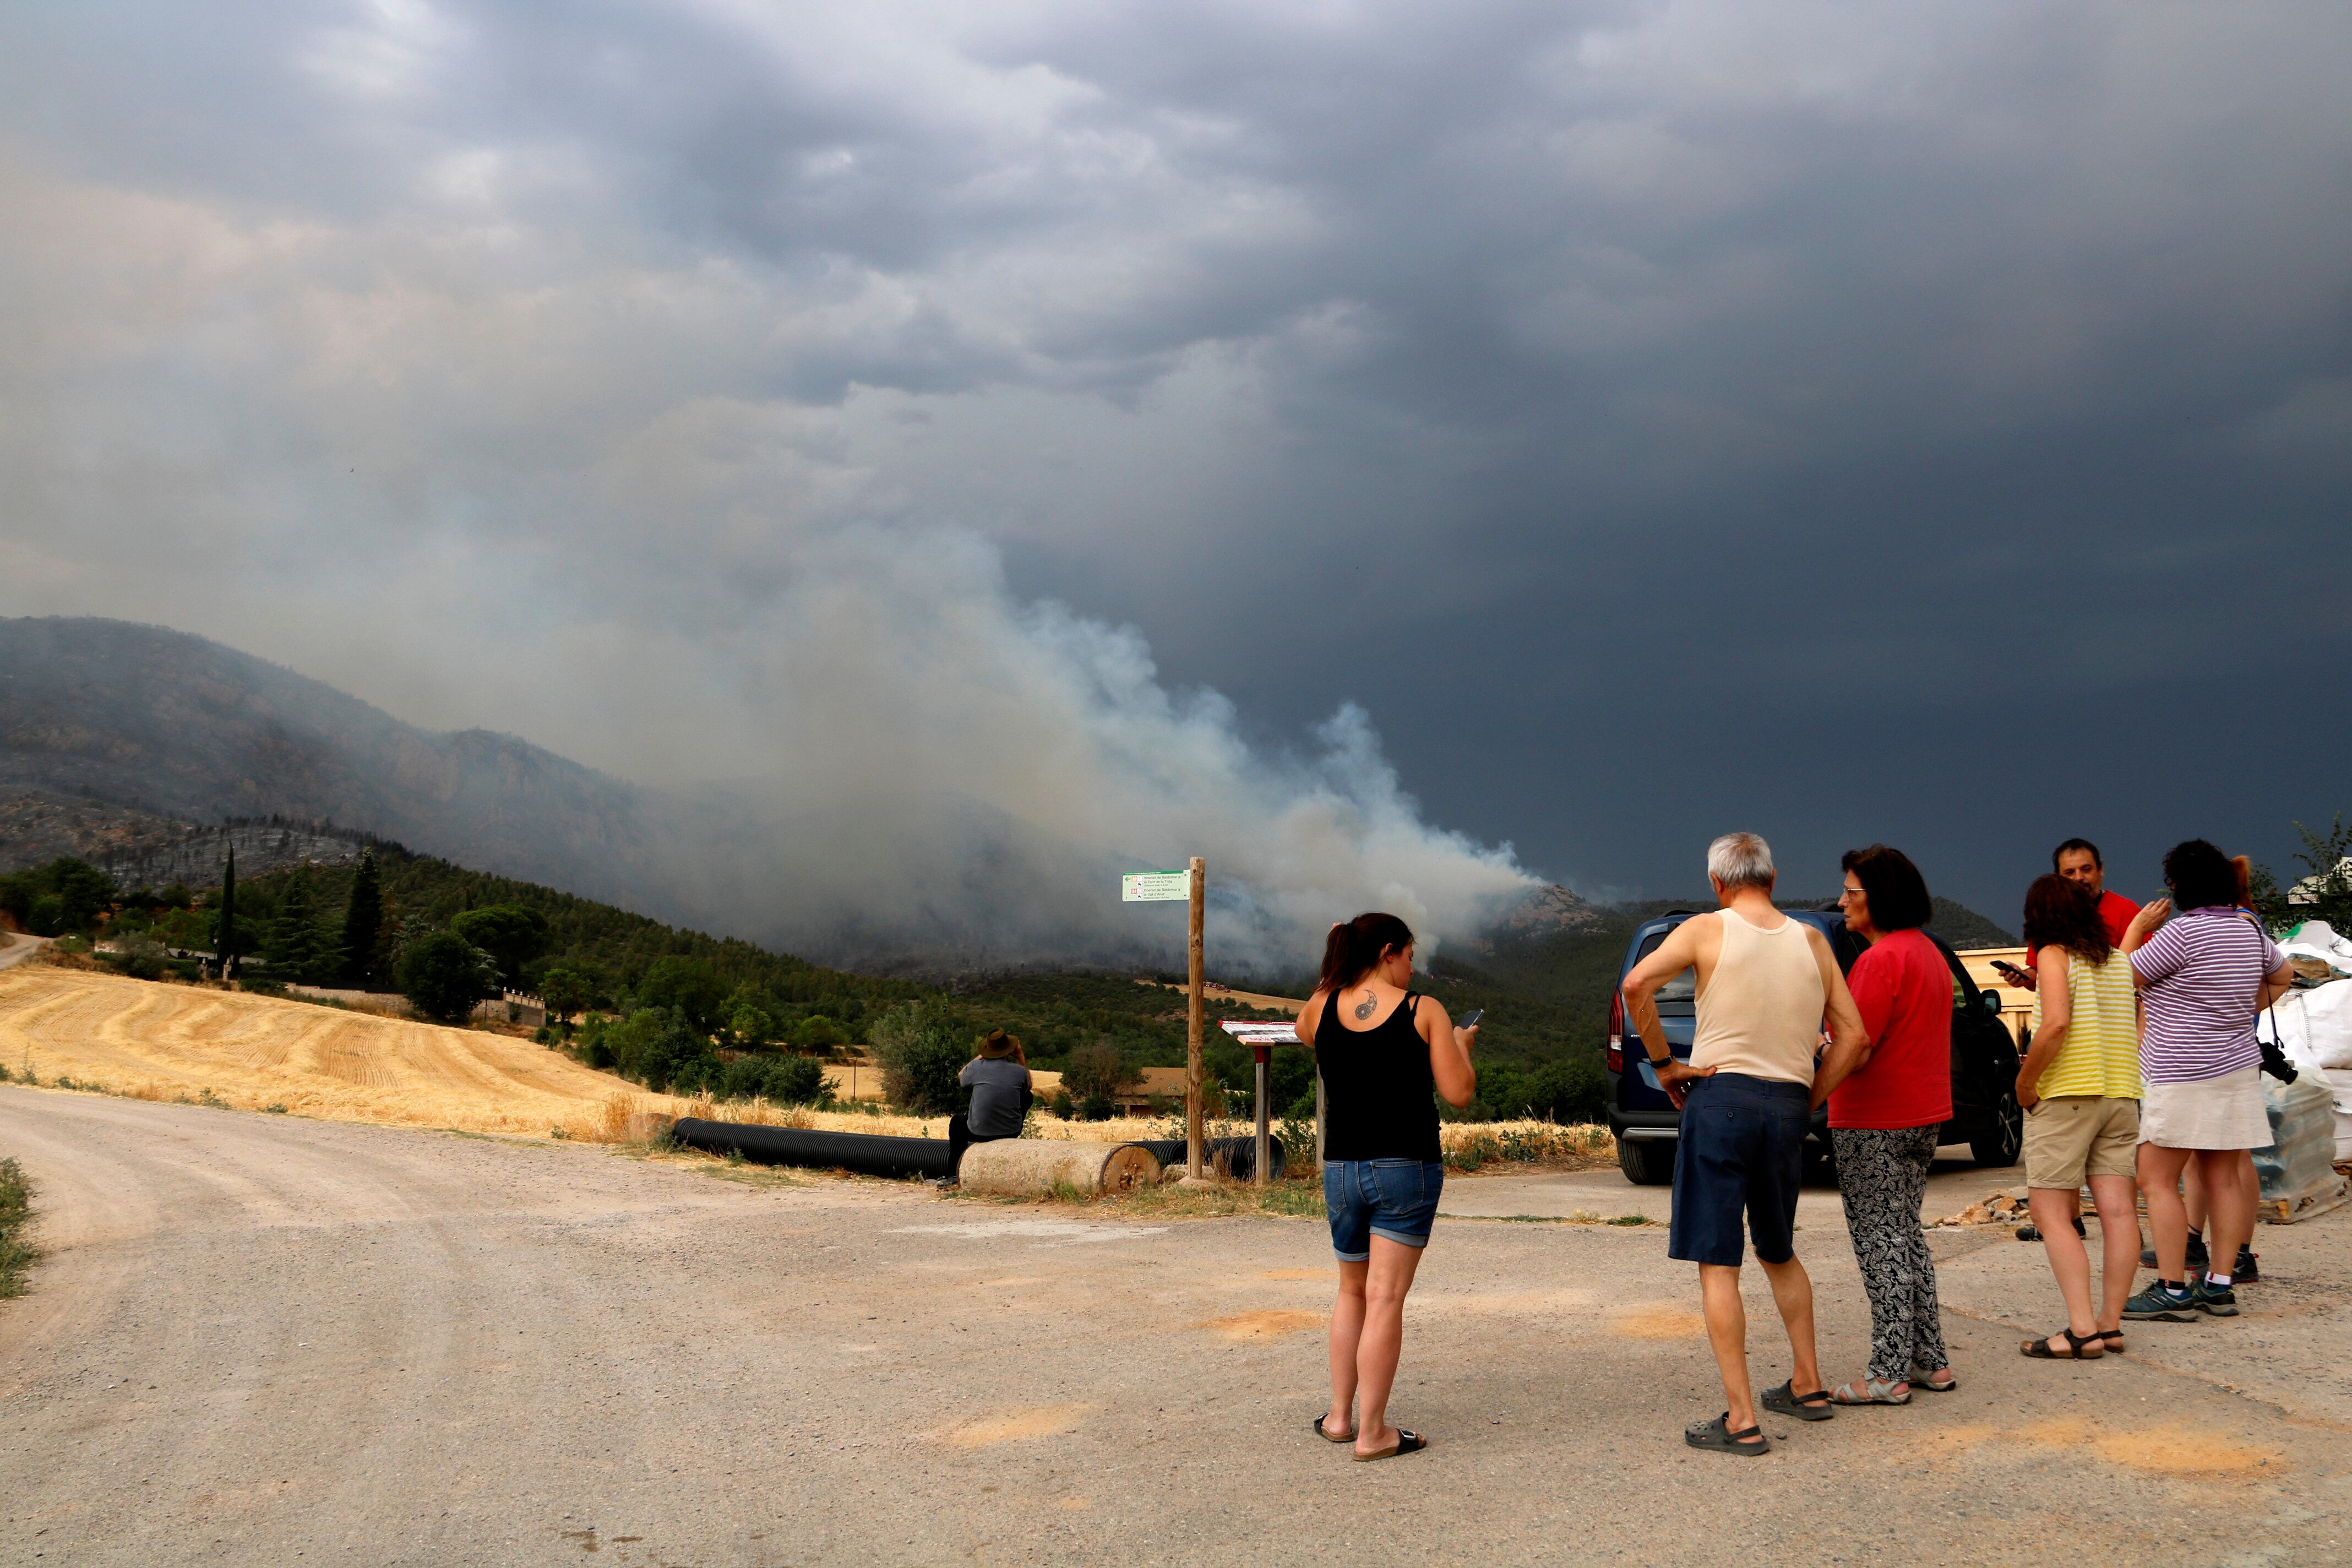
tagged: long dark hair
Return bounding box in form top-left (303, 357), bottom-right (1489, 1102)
top-left (1321, 912), bottom-right (1415, 993)
top-left (2022, 874), bottom-right (2111, 962)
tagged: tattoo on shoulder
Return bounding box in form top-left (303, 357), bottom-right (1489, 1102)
top-left (1353, 990), bottom-right (1377, 1020)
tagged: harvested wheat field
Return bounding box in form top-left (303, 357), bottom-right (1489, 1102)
top-left (0, 965), bottom-right (689, 1139)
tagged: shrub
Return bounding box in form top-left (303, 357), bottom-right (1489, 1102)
top-left (101, 938), bottom-right (168, 982)
top-left (774, 1055), bottom-right (825, 1104)
top-left (1079, 1091), bottom-right (1115, 1121)
top-left (868, 1004), bottom-right (968, 1115)
top-left (0, 1157), bottom-right (36, 1299)
top-left (398, 931), bottom-right (499, 1024)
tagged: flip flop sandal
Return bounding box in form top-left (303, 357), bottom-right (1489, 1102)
top-left (1760, 1380), bottom-right (1835, 1422)
top-left (1684, 1413), bottom-right (1769, 1455)
top-left (2021, 1327), bottom-right (2104, 1360)
top-left (1313, 1415), bottom-right (1354, 1443)
top-left (1353, 1429), bottom-right (1428, 1462)
top-left (1907, 1370), bottom-right (1959, 1392)
top-left (1827, 1379), bottom-right (1911, 1406)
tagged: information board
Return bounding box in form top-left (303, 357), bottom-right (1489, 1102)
top-left (1120, 870), bottom-right (1192, 902)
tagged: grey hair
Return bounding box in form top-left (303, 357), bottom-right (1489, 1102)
top-left (1707, 832), bottom-right (1776, 891)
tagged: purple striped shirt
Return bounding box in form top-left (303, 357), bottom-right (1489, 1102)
top-left (2129, 907), bottom-right (2282, 1084)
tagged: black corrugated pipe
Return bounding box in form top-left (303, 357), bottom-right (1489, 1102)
top-left (1133, 1136), bottom-right (1286, 1182)
top-left (672, 1118), bottom-right (954, 1179)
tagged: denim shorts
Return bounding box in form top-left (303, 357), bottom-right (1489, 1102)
top-left (1667, 1072), bottom-right (1809, 1268)
top-left (1324, 1159), bottom-right (1445, 1261)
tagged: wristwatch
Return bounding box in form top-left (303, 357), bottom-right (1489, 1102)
top-left (1646, 1051), bottom-right (1672, 1069)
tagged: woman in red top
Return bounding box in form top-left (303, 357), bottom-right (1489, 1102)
top-left (1824, 845), bottom-right (1956, 1406)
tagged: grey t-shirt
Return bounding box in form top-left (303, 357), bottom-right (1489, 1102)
top-left (959, 1057), bottom-right (1032, 1137)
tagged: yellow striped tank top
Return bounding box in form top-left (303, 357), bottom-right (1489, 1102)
top-left (2030, 950), bottom-right (2144, 1099)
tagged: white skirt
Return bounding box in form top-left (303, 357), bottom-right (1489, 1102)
top-left (2139, 1065), bottom-right (2271, 1151)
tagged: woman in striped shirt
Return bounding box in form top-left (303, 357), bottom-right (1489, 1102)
top-left (2120, 840), bottom-right (2296, 1323)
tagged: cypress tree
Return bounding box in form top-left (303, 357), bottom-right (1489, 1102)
top-left (217, 841), bottom-right (238, 979)
top-left (340, 848), bottom-right (383, 984)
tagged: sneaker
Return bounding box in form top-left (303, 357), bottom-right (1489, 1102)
top-left (2194, 1281), bottom-right (2239, 1317)
top-left (2234, 1246), bottom-right (2258, 1283)
top-left (2121, 1282), bottom-right (2201, 1322)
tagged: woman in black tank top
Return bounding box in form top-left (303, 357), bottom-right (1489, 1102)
top-left (1297, 913), bottom-right (1478, 1462)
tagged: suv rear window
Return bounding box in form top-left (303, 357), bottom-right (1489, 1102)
top-left (1632, 932), bottom-right (1696, 1016)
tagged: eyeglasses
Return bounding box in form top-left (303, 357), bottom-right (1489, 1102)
top-left (1838, 885), bottom-right (1865, 900)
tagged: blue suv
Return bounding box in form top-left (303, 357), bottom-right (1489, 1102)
top-left (1605, 908), bottom-right (2024, 1185)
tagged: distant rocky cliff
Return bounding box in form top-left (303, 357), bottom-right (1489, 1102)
top-left (0, 617), bottom-right (684, 919)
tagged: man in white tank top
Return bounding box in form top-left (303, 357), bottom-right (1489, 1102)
top-left (1623, 832), bottom-right (1870, 1455)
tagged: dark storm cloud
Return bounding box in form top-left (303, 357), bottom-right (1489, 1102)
top-left (3, 0), bottom-right (2349, 945)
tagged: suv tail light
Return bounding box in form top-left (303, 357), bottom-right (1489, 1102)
top-left (1606, 991), bottom-right (1624, 1074)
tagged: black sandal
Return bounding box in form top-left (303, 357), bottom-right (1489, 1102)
top-left (1313, 1415), bottom-right (1353, 1443)
top-left (2099, 1329), bottom-right (2125, 1352)
top-left (1353, 1429), bottom-right (1427, 1462)
top-left (1685, 1413), bottom-right (1769, 1455)
top-left (1760, 1380), bottom-right (1835, 1422)
top-left (2021, 1326), bottom-right (2104, 1360)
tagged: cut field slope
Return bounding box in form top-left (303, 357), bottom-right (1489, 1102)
top-left (0, 966), bottom-right (684, 1138)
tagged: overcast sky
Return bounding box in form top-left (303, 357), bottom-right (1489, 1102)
top-left (4, 0), bottom-right (2349, 937)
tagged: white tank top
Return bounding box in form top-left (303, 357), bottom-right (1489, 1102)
top-left (1690, 909), bottom-right (1825, 1086)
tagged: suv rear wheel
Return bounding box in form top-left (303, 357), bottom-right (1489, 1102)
top-left (1618, 1135), bottom-right (1673, 1186)
top-left (1972, 1089), bottom-right (2023, 1168)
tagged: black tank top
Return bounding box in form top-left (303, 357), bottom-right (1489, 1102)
top-left (1316, 990), bottom-right (1441, 1163)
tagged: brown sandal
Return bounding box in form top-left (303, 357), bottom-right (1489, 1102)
top-left (2021, 1326), bottom-right (2104, 1360)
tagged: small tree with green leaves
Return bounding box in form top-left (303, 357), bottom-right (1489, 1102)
top-left (537, 966), bottom-right (594, 1026)
top-left (868, 1004), bottom-right (968, 1115)
top-left (397, 931), bottom-right (499, 1024)
top-left (449, 904), bottom-right (552, 990)
top-left (2254, 814), bottom-right (2352, 935)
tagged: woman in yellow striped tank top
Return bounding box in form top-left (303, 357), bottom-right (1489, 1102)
top-left (2014, 875), bottom-right (2144, 1360)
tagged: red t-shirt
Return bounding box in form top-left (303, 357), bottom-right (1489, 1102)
top-left (2026, 890), bottom-right (2139, 968)
top-left (1829, 927), bottom-right (1954, 1130)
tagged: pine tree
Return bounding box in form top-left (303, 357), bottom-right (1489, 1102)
top-left (264, 863), bottom-right (343, 981)
top-left (217, 842), bottom-right (238, 979)
top-left (340, 848), bottom-right (383, 984)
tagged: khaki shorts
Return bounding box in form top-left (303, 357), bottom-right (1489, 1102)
top-left (2023, 1095), bottom-right (2141, 1189)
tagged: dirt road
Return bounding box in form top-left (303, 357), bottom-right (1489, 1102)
top-left (4, 1086), bottom-right (2347, 1567)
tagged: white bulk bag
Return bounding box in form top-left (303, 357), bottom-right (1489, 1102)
top-left (2261, 979), bottom-right (2352, 1072)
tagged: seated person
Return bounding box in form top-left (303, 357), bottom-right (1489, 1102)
top-left (948, 1030), bottom-right (1032, 1179)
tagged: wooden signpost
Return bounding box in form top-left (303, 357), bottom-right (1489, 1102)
top-left (1124, 859), bottom-right (1207, 1179)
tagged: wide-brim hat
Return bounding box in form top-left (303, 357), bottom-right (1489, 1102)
top-left (979, 1029), bottom-right (1021, 1059)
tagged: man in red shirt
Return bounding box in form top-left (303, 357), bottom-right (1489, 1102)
top-left (2008, 839), bottom-right (2139, 987)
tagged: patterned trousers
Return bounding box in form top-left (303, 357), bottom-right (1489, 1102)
top-left (1831, 1125), bottom-right (1949, 1382)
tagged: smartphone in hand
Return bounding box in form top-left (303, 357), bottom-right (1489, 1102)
top-left (1991, 960), bottom-right (2028, 985)
top-left (1457, 1009), bottom-right (1484, 1028)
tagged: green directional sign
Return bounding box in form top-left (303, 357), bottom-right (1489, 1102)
top-left (1121, 870), bottom-right (1191, 902)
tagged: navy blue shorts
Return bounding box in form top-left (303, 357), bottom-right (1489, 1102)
top-left (1668, 1073), bottom-right (1809, 1268)
top-left (1324, 1159), bottom-right (1444, 1261)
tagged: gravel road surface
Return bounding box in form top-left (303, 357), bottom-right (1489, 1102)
top-left (3, 1086), bottom-right (2346, 1566)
